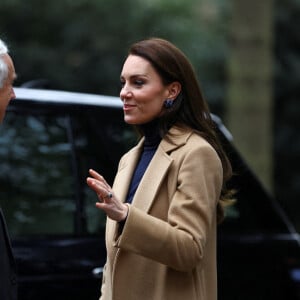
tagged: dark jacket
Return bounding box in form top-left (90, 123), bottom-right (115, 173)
top-left (0, 208), bottom-right (18, 300)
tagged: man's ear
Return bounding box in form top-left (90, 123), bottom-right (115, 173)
top-left (167, 81), bottom-right (181, 100)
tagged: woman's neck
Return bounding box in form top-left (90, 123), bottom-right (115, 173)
top-left (139, 118), bottom-right (161, 147)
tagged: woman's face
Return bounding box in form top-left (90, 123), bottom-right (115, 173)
top-left (119, 55), bottom-right (171, 125)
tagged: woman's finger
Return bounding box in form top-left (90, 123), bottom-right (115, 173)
top-left (88, 169), bottom-right (112, 190)
top-left (87, 177), bottom-right (113, 203)
top-left (88, 169), bottom-right (104, 181)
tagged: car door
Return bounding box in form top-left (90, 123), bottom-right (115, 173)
top-left (216, 124), bottom-right (300, 300)
top-left (0, 99), bottom-right (135, 300)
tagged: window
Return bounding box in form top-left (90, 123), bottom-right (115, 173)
top-left (0, 111), bottom-right (75, 235)
top-left (0, 104), bottom-right (137, 237)
top-left (69, 109), bottom-right (136, 234)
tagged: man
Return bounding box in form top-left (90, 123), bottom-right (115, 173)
top-left (0, 37), bottom-right (18, 300)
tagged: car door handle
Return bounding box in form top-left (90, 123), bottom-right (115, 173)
top-left (92, 267), bottom-right (103, 279)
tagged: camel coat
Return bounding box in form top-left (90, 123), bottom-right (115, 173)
top-left (100, 126), bottom-right (223, 300)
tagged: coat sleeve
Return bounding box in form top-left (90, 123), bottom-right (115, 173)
top-left (114, 142), bottom-right (223, 272)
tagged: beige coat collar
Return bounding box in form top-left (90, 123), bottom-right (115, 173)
top-left (114, 126), bottom-right (193, 212)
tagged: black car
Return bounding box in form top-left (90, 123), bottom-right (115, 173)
top-left (0, 87), bottom-right (299, 300)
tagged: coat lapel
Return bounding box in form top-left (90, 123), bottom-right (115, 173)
top-left (131, 127), bottom-right (192, 213)
top-left (113, 126), bottom-right (192, 213)
top-left (112, 140), bottom-right (143, 203)
top-left (131, 147), bottom-right (173, 212)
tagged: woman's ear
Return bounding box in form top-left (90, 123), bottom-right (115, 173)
top-left (167, 81), bottom-right (181, 100)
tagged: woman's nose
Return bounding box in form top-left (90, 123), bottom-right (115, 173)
top-left (120, 84), bottom-right (132, 100)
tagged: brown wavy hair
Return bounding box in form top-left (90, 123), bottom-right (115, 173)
top-left (128, 37), bottom-right (233, 223)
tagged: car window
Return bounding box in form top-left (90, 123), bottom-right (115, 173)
top-left (69, 109), bottom-right (136, 234)
top-left (0, 104), bottom-right (137, 237)
top-left (218, 163), bottom-right (290, 234)
top-left (0, 111), bottom-right (75, 235)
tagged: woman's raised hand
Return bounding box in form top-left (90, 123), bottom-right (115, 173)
top-left (86, 169), bottom-right (128, 222)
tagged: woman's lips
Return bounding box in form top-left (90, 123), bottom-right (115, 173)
top-left (123, 104), bottom-right (136, 111)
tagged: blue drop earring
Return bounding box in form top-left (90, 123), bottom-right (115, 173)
top-left (163, 99), bottom-right (174, 109)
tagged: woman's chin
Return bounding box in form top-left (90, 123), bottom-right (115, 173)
top-left (124, 117), bottom-right (139, 125)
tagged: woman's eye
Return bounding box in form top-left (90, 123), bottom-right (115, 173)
top-left (134, 80), bottom-right (144, 86)
top-left (120, 78), bottom-right (145, 89)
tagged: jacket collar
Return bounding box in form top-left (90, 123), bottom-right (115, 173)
top-left (131, 125), bottom-right (192, 153)
top-left (114, 126), bottom-right (193, 212)
top-left (160, 126), bottom-right (193, 153)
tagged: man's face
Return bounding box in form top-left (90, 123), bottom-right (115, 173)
top-left (0, 54), bottom-right (16, 123)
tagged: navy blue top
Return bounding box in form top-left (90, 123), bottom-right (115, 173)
top-left (126, 119), bottom-right (161, 204)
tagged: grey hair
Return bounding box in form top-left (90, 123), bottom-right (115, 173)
top-left (0, 38), bottom-right (9, 89)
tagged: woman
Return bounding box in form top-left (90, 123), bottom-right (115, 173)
top-left (87, 37), bottom-right (232, 300)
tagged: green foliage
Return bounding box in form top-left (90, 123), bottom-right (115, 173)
top-left (0, 0), bottom-right (230, 113)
